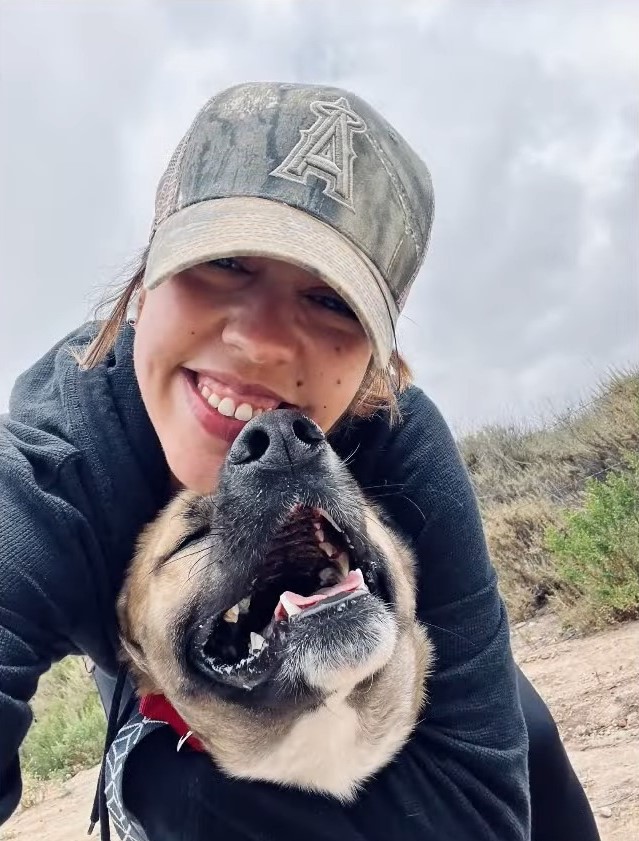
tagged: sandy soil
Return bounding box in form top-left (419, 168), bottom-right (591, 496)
top-left (512, 613), bottom-right (639, 841)
top-left (2, 613), bottom-right (637, 841)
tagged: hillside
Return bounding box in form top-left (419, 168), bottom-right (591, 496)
top-left (462, 370), bottom-right (639, 628)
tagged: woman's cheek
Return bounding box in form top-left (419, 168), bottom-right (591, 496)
top-left (313, 355), bottom-right (369, 431)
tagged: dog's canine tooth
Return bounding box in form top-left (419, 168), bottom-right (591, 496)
top-left (223, 604), bottom-right (240, 623)
top-left (314, 528), bottom-right (325, 543)
top-left (280, 593), bottom-right (302, 618)
top-left (319, 542), bottom-right (336, 557)
top-left (335, 552), bottom-right (349, 577)
top-left (250, 632), bottom-right (266, 653)
top-left (317, 508), bottom-right (343, 533)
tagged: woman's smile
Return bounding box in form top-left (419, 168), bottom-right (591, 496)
top-left (181, 368), bottom-right (299, 445)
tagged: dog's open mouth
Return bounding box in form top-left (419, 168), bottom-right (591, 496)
top-left (188, 506), bottom-right (379, 689)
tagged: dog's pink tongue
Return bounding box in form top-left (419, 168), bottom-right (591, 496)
top-left (274, 569), bottom-right (366, 621)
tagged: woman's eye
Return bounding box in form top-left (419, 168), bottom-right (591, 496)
top-left (309, 294), bottom-right (357, 320)
top-left (206, 257), bottom-right (247, 273)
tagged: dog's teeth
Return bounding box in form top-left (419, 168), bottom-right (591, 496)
top-left (335, 551), bottom-right (350, 577)
top-left (223, 604), bottom-right (239, 623)
top-left (315, 528), bottom-right (325, 543)
top-left (223, 596), bottom-right (250, 623)
top-left (250, 632), bottom-right (266, 653)
top-left (280, 594), bottom-right (302, 618)
top-left (319, 542), bottom-right (336, 558)
top-left (312, 521), bottom-right (322, 531)
top-left (353, 568), bottom-right (366, 589)
top-left (317, 509), bottom-right (343, 533)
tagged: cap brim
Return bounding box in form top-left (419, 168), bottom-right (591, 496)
top-left (143, 196), bottom-right (397, 367)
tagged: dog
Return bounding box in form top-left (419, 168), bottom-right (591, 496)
top-left (117, 410), bottom-right (433, 802)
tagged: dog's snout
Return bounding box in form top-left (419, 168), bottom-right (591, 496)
top-left (229, 410), bottom-right (326, 468)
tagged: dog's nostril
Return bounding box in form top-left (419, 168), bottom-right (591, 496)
top-left (292, 417), bottom-right (324, 446)
top-left (232, 427), bottom-right (270, 464)
top-left (228, 410), bottom-right (326, 469)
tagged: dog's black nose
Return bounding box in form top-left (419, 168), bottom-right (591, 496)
top-left (228, 409), bottom-right (326, 469)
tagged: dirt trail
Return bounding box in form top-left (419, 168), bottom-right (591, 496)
top-left (512, 614), bottom-right (639, 841)
top-left (2, 614), bottom-right (638, 841)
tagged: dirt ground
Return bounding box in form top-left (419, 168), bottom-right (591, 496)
top-left (512, 613), bottom-right (639, 841)
top-left (2, 613), bottom-right (637, 841)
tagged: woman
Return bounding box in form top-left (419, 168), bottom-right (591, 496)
top-left (0, 82), bottom-right (598, 841)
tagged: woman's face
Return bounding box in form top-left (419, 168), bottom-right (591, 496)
top-left (133, 256), bottom-right (372, 494)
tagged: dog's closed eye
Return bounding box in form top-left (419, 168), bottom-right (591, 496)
top-left (159, 525), bottom-right (211, 565)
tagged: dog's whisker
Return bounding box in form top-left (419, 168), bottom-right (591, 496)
top-left (339, 442), bottom-right (361, 467)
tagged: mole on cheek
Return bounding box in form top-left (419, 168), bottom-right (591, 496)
top-left (296, 380), bottom-right (304, 388)
top-left (334, 346), bottom-right (342, 353)
top-left (190, 330), bottom-right (196, 336)
top-left (336, 379), bottom-right (342, 386)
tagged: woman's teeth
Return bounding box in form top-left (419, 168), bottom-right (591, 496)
top-left (197, 382), bottom-right (275, 422)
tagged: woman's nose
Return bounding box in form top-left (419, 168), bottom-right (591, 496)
top-left (221, 293), bottom-right (298, 365)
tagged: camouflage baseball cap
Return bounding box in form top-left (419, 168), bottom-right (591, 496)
top-left (143, 82), bottom-right (434, 366)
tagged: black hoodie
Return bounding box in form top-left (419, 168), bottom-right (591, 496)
top-left (0, 323), bottom-right (530, 840)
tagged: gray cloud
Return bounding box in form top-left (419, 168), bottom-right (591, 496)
top-left (1, 0), bottom-right (637, 433)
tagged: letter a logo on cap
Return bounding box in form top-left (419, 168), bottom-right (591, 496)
top-left (270, 97), bottom-right (367, 212)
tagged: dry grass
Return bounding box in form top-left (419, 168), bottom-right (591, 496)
top-left (461, 370), bottom-right (639, 624)
top-left (481, 497), bottom-right (566, 621)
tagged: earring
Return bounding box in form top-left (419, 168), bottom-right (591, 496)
top-left (126, 292), bottom-right (140, 326)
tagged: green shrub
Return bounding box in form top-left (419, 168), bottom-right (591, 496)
top-left (20, 657), bottom-right (105, 783)
top-left (545, 453), bottom-right (639, 629)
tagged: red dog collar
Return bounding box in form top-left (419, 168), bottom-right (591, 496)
top-left (139, 694), bottom-right (206, 753)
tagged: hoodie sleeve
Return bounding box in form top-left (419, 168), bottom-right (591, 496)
top-left (341, 387), bottom-right (531, 839)
top-left (0, 436), bottom-right (115, 824)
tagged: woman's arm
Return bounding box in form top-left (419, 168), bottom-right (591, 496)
top-left (0, 442), bottom-right (116, 825)
top-left (333, 386), bottom-right (531, 838)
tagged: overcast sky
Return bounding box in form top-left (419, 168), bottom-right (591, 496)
top-left (0, 0), bottom-right (637, 433)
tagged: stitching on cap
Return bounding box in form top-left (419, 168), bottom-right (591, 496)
top-left (397, 187), bottom-right (435, 308)
top-left (387, 232), bottom-right (406, 279)
top-left (364, 133), bottom-right (420, 254)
